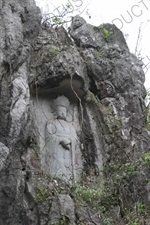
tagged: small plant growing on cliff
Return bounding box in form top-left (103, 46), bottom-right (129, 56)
top-left (137, 202), bottom-right (147, 216)
top-left (71, 182), bottom-right (117, 210)
top-left (52, 16), bottom-right (63, 26)
top-left (71, 184), bottom-right (102, 205)
top-left (102, 28), bottom-right (113, 42)
top-left (103, 217), bottom-right (114, 225)
top-left (147, 108), bottom-right (150, 131)
top-left (106, 106), bottom-right (114, 114)
top-left (48, 47), bottom-right (60, 60)
top-left (130, 219), bottom-right (139, 225)
top-left (93, 25), bottom-right (100, 31)
top-left (141, 153), bottom-right (150, 165)
top-left (52, 216), bottom-right (73, 225)
top-left (94, 51), bottom-right (104, 57)
top-left (33, 184), bottom-right (49, 203)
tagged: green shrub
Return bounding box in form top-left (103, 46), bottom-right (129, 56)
top-left (102, 28), bottom-right (113, 42)
top-left (103, 217), bottom-right (114, 225)
top-left (141, 153), bottom-right (150, 165)
top-left (147, 108), bottom-right (150, 131)
top-left (48, 47), bottom-right (60, 60)
top-left (52, 17), bottom-right (62, 25)
top-left (130, 220), bottom-right (139, 225)
top-left (33, 184), bottom-right (49, 203)
top-left (94, 51), bottom-right (104, 57)
top-left (71, 184), bottom-right (101, 205)
top-left (137, 202), bottom-right (147, 216)
top-left (71, 183), bottom-right (117, 210)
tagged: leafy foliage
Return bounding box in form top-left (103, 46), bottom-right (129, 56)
top-left (51, 215), bottom-right (73, 225)
top-left (33, 184), bottom-right (49, 203)
top-left (70, 157), bottom-right (150, 224)
top-left (102, 28), bottom-right (113, 42)
top-left (137, 202), bottom-right (147, 216)
top-left (52, 17), bottom-right (64, 26)
top-left (48, 47), bottom-right (60, 60)
top-left (71, 183), bottom-right (101, 206)
top-left (103, 218), bottom-right (114, 225)
top-left (141, 153), bottom-right (150, 165)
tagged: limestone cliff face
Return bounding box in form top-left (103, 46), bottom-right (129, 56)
top-left (0, 0), bottom-right (41, 224)
top-left (0, 1), bottom-right (150, 225)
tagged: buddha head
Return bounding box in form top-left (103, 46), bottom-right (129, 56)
top-left (72, 16), bottom-right (86, 30)
top-left (53, 96), bottom-right (70, 120)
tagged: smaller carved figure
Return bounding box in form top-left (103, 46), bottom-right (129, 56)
top-left (72, 16), bottom-right (86, 30)
top-left (70, 15), bottom-right (100, 48)
top-left (96, 80), bottom-right (115, 99)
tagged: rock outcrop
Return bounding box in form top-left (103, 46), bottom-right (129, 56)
top-left (0, 0), bottom-right (41, 224)
top-left (0, 1), bottom-right (150, 224)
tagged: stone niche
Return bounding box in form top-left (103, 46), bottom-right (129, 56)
top-left (32, 79), bottom-right (84, 182)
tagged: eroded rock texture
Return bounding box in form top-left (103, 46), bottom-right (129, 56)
top-left (0, 1), bottom-right (150, 223)
top-left (0, 0), bottom-right (41, 224)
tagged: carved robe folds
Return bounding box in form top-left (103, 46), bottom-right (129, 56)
top-left (45, 118), bottom-right (79, 181)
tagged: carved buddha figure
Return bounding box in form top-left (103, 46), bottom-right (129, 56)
top-left (72, 16), bottom-right (86, 30)
top-left (45, 96), bottom-right (78, 181)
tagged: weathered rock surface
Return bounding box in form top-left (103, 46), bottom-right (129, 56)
top-left (0, 0), bottom-right (41, 224)
top-left (0, 2), bottom-right (150, 224)
top-left (49, 194), bottom-right (75, 224)
top-left (70, 16), bottom-right (129, 51)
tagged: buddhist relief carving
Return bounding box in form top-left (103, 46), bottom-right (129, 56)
top-left (44, 96), bottom-right (82, 181)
